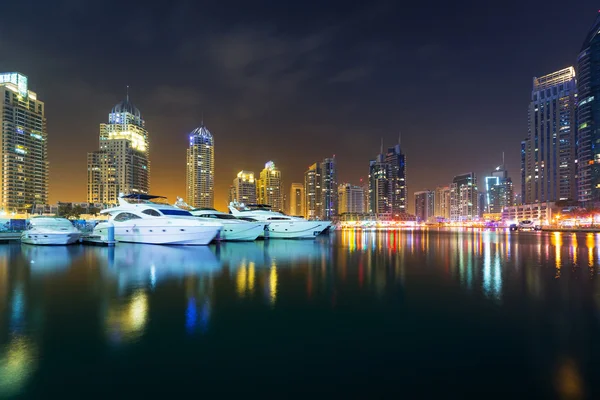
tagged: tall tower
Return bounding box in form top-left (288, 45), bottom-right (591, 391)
top-left (320, 156), bottom-right (338, 219)
top-left (450, 173), bottom-right (478, 221)
top-left (233, 170), bottom-right (256, 204)
top-left (385, 140), bottom-right (407, 215)
top-left (289, 183), bottom-right (304, 216)
top-left (368, 154), bottom-right (391, 215)
top-left (338, 183), bottom-right (365, 214)
top-left (88, 91), bottom-right (149, 204)
top-left (524, 67), bottom-right (577, 204)
top-left (304, 163), bottom-right (322, 219)
top-left (414, 190), bottom-right (434, 222)
top-left (0, 72), bottom-right (48, 212)
top-left (257, 161), bottom-right (282, 211)
top-left (577, 12), bottom-right (600, 205)
top-left (434, 186), bottom-right (451, 220)
top-left (186, 124), bottom-right (214, 208)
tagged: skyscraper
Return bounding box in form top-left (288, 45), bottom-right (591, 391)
top-left (434, 186), bottom-right (451, 220)
top-left (257, 161), bottom-right (282, 211)
top-left (338, 183), bottom-right (365, 214)
top-left (577, 13), bottom-right (600, 205)
top-left (523, 67), bottom-right (577, 204)
top-left (289, 183), bottom-right (304, 216)
top-left (232, 170), bottom-right (256, 204)
top-left (304, 163), bottom-right (321, 219)
top-left (320, 156), bottom-right (338, 219)
top-left (368, 154), bottom-right (391, 215)
top-left (484, 161), bottom-right (514, 214)
top-left (0, 72), bottom-right (48, 212)
top-left (450, 173), bottom-right (478, 221)
top-left (385, 142), bottom-right (407, 215)
top-left (414, 190), bottom-right (434, 222)
top-left (88, 92), bottom-right (149, 204)
top-left (368, 139), bottom-right (406, 217)
top-left (186, 124), bottom-right (214, 208)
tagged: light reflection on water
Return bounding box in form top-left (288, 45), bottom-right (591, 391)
top-left (0, 230), bottom-right (598, 397)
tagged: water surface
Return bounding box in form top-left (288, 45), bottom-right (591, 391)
top-left (0, 229), bottom-right (599, 398)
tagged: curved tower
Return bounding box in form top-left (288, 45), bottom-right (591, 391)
top-left (577, 12), bottom-right (600, 205)
top-left (186, 124), bottom-right (214, 208)
top-left (87, 93), bottom-right (150, 204)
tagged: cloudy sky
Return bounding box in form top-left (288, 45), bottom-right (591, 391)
top-left (0, 0), bottom-right (597, 211)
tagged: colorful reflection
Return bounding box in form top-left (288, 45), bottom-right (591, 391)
top-left (0, 336), bottom-right (37, 396)
top-left (106, 289), bottom-right (149, 344)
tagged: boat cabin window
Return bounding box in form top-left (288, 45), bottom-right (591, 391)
top-left (239, 217), bottom-right (258, 222)
top-left (142, 209), bottom-right (162, 217)
top-left (267, 217), bottom-right (290, 220)
top-left (114, 212), bottom-right (142, 222)
top-left (199, 214), bottom-right (237, 220)
top-left (160, 209), bottom-right (193, 217)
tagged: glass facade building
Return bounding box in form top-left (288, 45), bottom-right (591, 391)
top-left (257, 161), bottom-right (282, 211)
top-left (88, 95), bottom-right (149, 204)
top-left (232, 170), bottom-right (256, 205)
top-left (450, 173), bottom-right (478, 221)
top-left (0, 72), bottom-right (48, 212)
top-left (523, 67), bottom-right (577, 204)
top-left (186, 124), bottom-right (214, 208)
top-left (577, 13), bottom-right (600, 205)
top-left (289, 182), bottom-right (304, 216)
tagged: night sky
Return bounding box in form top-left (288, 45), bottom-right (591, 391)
top-left (0, 1), bottom-right (597, 212)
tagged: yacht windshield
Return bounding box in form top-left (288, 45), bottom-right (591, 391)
top-left (160, 209), bottom-right (193, 216)
top-left (215, 214), bottom-right (238, 220)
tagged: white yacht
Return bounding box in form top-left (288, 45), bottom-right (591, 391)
top-left (21, 217), bottom-right (82, 245)
top-left (228, 202), bottom-right (330, 239)
top-left (93, 194), bottom-right (222, 245)
top-left (174, 198), bottom-right (265, 241)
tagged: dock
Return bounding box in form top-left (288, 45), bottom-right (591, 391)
top-left (81, 235), bottom-right (116, 246)
top-left (0, 232), bottom-right (22, 243)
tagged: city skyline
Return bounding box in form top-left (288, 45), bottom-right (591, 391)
top-left (0, 2), bottom-right (597, 212)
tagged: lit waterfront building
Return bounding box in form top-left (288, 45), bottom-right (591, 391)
top-left (368, 155), bottom-right (391, 215)
top-left (577, 13), bottom-right (600, 205)
top-left (0, 72), bottom-right (48, 212)
top-left (414, 190), bottom-right (434, 222)
top-left (232, 170), bottom-right (256, 205)
top-left (289, 183), bottom-right (304, 216)
top-left (88, 92), bottom-right (149, 204)
top-left (304, 163), bottom-right (321, 219)
top-left (257, 161), bottom-right (282, 211)
top-left (523, 67), bottom-right (577, 204)
top-left (320, 156), bottom-right (338, 219)
top-left (338, 183), bottom-right (365, 214)
top-left (384, 141), bottom-right (407, 215)
top-left (450, 173), bottom-right (478, 221)
top-left (485, 159), bottom-right (514, 214)
top-left (186, 124), bottom-right (214, 208)
top-left (434, 186), bottom-right (451, 220)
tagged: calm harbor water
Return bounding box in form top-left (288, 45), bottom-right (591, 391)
top-left (0, 229), bottom-right (599, 398)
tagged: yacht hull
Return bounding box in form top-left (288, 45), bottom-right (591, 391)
top-left (94, 222), bottom-right (220, 245)
top-left (219, 223), bottom-right (265, 241)
top-left (265, 221), bottom-right (331, 239)
top-left (21, 232), bottom-right (82, 245)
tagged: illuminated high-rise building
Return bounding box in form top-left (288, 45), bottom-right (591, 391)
top-left (523, 67), bottom-right (577, 204)
top-left (385, 141), bottom-right (407, 215)
top-left (186, 124), bottom-right (214, 208)
top-left (484, 159), bottom-right (514, 214)
top-left (320, 156), bottom-right (338, 219)
top-left (414, 190), bottom-right (434, 222)
top-left (450, 173), bottom-right (478, 221)
top-left (577, 13), bottom-right (600, 205)
top-left (232, 170), bottom-right (256, 204)
top-left (289, 183), bottom-right (304, 216)
top-left (369, 154), bottom-right (391, 215)
top-left (0, 72), bottom-right (48, 212)
top-left (257, 161), bottom-right (282, 211)
top-left (88, 92), bottom-right (149, 204)
top-left (304, 163), bottom-right (321, 219)
top-left (338, 183), bottom-right (365, 214)
top-left (434, 186), bottom-right (451, 220)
